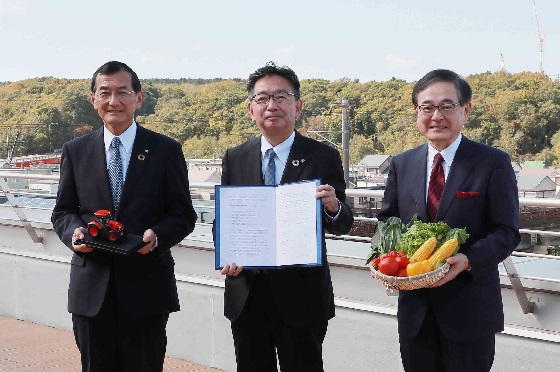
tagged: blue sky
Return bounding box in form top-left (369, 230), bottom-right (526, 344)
top-left (0, 0), bottom-right (558, 83)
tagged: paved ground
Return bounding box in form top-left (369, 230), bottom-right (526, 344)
top-left (0, 316), bottom-right (221, 371)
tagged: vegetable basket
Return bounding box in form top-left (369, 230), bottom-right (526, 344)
top-left (370, 263), bottom-right (450, 291)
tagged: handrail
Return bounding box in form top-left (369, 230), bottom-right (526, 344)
top-left (0, 176), bottom-right (43, 243)
top-left (2, 172), bottom-right (560, 317)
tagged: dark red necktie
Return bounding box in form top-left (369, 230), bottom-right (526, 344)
top-left (427, 153), bottom-right (445, 221)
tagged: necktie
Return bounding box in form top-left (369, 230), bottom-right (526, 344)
top-left (264, 149), bottom-right (276, 185)
top-left (427, 153), bottom-right (445, 222)
top-left (109, 137), bottom-right (123, 210)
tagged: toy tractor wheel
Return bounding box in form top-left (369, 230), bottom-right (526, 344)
top-left (107, 230), bottom-right (120, 242)
top-left (88, 224), bottom-right (101, 238)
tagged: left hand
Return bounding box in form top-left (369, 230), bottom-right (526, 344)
top-left (316, 184), bottom-right (340, 214)
top-left (137, 228), bottom-right (157, 254)
top-left (428, 253), bottom-right (470, 288)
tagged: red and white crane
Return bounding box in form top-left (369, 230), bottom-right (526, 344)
top-left (532, 0), bottom-right (544, 73)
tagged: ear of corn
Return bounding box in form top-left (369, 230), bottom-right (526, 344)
top-left (427, 238), bottom-right (459, 269)
top-left (409, 236), bottom-right (437, 262)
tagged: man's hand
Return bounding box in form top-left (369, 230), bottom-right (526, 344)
top-left (220, 262), bottom-right (243, 277)
top-left (137, 229), bottom-right (157, 254)
top-left (316, 184), bottom-right (340, 214)
top-left (429, 253), bottom-right (470, 288)
top-left (72, 227), bottom-right (93, 253)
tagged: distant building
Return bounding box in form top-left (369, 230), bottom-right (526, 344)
top-left (187, 158), bottom-right (222, 174)
top-left (188, 169), bottom-right (221, 184)
top-left (356, 155), bottom-right (391, 177)
top-left (10, 154), bottom-right (61, 168)
top-left (518, 164), bottom-right (560, 196)
top-left (517, 175), bottom-right (556, 198)
top-left (520, 160), bottom-right (547, 169)
top-left (354, 155), bottom-right (391, 188)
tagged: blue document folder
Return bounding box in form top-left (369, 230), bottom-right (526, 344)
top-left (215, 180), bottom-right (323, 269)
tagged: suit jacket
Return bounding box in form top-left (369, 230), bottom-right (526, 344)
top-left (378, 136), bottom-right (520, 342)
top-left (52, 125), bottom-right (198, 318)
top-left (219, 132), bottom-right (353, 326)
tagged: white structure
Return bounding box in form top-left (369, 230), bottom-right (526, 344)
top-left (356, 155), bottom-right (391, 177)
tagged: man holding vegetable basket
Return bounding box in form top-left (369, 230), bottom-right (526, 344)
top-left (376, 69), bottom-right (520, 372)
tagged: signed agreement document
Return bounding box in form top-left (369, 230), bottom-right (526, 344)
top-left (215, 180), bottom-right (322, 269)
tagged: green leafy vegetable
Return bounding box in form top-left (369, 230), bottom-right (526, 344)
top-left (367, 216), bottom-right (409, 264)
top-left (396, 220), bottom-right (451, 258)
top-left (366, 215), bottom-right (468, 265)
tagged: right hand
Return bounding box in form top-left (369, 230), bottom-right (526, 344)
top-left (72, 227), bottom-right (93, 253)
top-left (220, 262), bottom-right (243, 277)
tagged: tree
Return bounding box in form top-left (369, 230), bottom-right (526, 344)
top-left (349, 134), bottom-right (376, 164)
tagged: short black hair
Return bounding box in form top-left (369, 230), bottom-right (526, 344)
top-left (412, 69), bottom-right (472, 106)
top-left (246, 61), bottom-right (300, 100)
top-left (90, 61), bottom-right (142, 93)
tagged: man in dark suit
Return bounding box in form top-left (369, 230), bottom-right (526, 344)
top-left (51, 61), bottom-right (197, 372)
top-left (217, 62), bottom-right (353, 372)
top-left (378, 69), bottom-right (520, 372)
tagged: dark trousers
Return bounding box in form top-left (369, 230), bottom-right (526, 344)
top-left (231, 274), bottom-right (328, 372)
top-left (399, 307), bottom-right (495, 372)
top-left (72, 278), bottom-right (169, 372)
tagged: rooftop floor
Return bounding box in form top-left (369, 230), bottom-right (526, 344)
top-left (0, 316), bottom-right (222, 372)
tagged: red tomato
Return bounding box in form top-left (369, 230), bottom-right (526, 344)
top-left (398, 250), bottom-right (407, 257)
top-left (389, 250), bottom-right (399, 258)
top-left (380, 253), bottom-right (389, 261)
top-left (372, 258), bottom-right (381, 268)
top-left (395, 256), bottom-right (409, 269)
top-left (396, 268), bottom-right (408, 277)
top-left (377, 257), bottom-right (399, 276)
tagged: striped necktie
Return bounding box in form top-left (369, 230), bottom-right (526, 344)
top-left (109, 137), bottom-right (123, 210)
top-left (427, 153), bottom-right (445, 221)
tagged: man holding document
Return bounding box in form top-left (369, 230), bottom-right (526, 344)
top-left (215, 62), bottom-right (353, 372)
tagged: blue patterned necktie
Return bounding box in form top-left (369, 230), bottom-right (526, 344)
top-left (109, 137), bottom-right (123, 210)
top-left (264, 149), bottom-right (276, 185)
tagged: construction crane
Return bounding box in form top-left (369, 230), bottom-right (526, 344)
top-left (7, 131), bottom-right (20, 165)
top-left (532, 0), bottom-right (544, 74)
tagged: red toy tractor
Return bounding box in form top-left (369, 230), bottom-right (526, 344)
top-left (87, 210), bottom-right (126, 242)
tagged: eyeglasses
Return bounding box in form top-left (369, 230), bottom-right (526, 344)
top-left (95, 90), bottom-right (135, 102)
top-left (251, 92), bottom-right (296, 105)
top-left (417, 102), bottom-right (461, 116)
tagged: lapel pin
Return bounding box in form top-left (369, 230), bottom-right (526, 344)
top-left (292, 160), bottom-right (300, 167)
top-left (138, 149), bottom-right (149, 161)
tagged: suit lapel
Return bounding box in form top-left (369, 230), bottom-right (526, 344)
top-left (437, 137), bottom-right (474, 220)
top-left (90, 128), bottom-right (114, 210)
top-left (281, 132), bottom-right (312, 184)
top-left (411, 145), bottom-right (430, 221)
top-left (118, 126), bottom-right (150, 214)
top-left (243, 138), bottom-right (266, 185)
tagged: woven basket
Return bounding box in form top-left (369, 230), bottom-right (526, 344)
top-left (370, 263), bottom-right (450, 291)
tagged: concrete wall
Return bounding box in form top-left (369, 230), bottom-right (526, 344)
top-left (1, 224), bottom-right (560, 371)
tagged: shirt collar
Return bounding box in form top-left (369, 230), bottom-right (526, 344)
top-left (104, 121), bottom-right (137, 154)
top-left (260, 131), bottom-right (296, 165)
top-left (428, 133), bottom-right (462, 166)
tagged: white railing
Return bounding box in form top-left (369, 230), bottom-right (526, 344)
top-left (2, 172), bottom-right (560, 316)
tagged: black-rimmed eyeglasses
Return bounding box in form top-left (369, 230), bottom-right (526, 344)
top-left (417, 102), bottom-right (461, 116)
top-left (251, 92), bottom-right (296, 105)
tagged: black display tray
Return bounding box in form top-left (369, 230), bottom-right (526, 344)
top-left (75, 234), bottom-right (146, 256)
